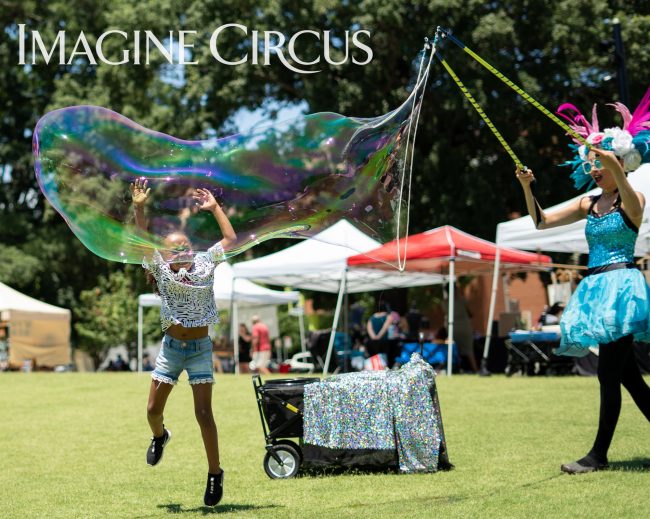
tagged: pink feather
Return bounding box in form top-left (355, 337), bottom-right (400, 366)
top-left (556, 102), bottom-right (597, 140)
top-left (628, 87), bottom-right (650, 136)
top-left (608, 102), bottom-right (632, 130)
top-left (591, 103), bottom-right (599, 133)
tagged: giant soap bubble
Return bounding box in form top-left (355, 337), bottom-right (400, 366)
top-left (33, 52), bottom-right (432, 264)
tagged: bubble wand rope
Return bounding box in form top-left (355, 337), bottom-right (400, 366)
top-left (432, 30), bottom-right (545, 225)
top-left (434, 44), bottom-right (527, 170)
top-left (395, 39), bottom-right (436, 271)
top-left (435, 27), bottom-right (591, 149)
top-left (306, 41), bottom-right (435, 272)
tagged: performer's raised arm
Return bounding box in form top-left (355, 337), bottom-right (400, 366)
top-left (515, 166), bottom-right (587, 229)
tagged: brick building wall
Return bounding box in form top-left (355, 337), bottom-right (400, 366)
top-left (464, 272), bottom-right (548, 336)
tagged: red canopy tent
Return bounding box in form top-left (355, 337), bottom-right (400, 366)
top-left (347, 226), bottom-right (552, 375)
top-left (347, 225), bottom-right (551, 273)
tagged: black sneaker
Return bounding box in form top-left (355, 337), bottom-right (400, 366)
top-left (560, 455), bottom-right (608, 474)
top-left (146, 428), bottom-right (171, 466)
top-left (204, 470), bottom-right (224, 506)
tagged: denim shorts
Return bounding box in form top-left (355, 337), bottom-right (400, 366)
top-left (151, 335), bottom-right (214, 385)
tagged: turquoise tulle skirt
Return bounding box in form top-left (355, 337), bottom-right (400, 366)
top-left (557, 268), bottom-right (650, 357)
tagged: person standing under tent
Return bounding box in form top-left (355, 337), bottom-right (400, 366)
top-left (350, 300), bottom-right (366, 347)
top-left (238, 323), bottom-right (252, 374)
top-left (251, 315), bottom-right (272, 375)
top-left (515, 90), bottom-right (650, 474)
top-left (405, 304), bottom-right (423, 342)
top-left (366, 302), bottom-right (392, 363)
top-left (453, 286), bottom-right (479, 373)
top-left (131, 178), bottom-right (236, 506)
top-left (0, 325), bottom-right (8, 371)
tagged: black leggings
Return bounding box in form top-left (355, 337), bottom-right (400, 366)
top-left (590, 335), bottom-right (650, 460)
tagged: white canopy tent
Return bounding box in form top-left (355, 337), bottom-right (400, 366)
top-left (233, 219), bottom-right (446, 373)
top-left (481, 165), bottom-right (650, 364)
top-left (137, 262), bottom-right (300, 372)
top-left (233, 219), bottom-right (445, 293)
top-left (0, 282), bottom-right (71, 368)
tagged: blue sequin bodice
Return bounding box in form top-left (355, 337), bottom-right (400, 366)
top-left (586, 209), bottom-right (637, 268)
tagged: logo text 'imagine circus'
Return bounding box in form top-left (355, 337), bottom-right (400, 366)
top-left (17, 24), bottom-right (373, 73)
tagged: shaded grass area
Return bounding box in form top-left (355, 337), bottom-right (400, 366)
top-left (1, 372), bottom-right (649, 518)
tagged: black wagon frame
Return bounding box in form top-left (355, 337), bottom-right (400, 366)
top-left (252, 375), bottom-right (318, 478)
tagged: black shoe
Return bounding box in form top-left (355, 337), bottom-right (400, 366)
top-left (146, 428), bottom-right (171, 466)
top-left (561, 455), bottom-right (608, 474)
top-left (204, 470), bottom-right (224, 506)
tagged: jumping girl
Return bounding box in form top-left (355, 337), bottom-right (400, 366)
top-left (131, 178), bottom-right (236, 504)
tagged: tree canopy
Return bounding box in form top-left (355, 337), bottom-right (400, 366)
top-left (1, 0), bottom-right (648, 355)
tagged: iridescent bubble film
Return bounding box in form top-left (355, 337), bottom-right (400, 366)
top-left (33, 79), bottom-right (426, 263)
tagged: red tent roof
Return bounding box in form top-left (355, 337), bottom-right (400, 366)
top-left (347, 225), bottom-right (552, 274)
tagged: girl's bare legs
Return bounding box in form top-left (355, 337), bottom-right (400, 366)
top-left (147, 380), bottom-right (174, 436)
top-left (191, 383), bottom-right (221, 474)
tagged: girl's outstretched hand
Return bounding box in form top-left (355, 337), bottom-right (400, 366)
top-left (130, 178), bottom-right (150, 207)
top-left (193, 188), bottom-right (219, 212)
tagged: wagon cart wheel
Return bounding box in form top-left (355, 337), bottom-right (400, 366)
top-left (273, 439), bottom-right (303, 463)
top-left (264, 444), bottom-right (301, 479)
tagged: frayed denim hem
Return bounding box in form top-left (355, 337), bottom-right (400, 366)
top-left (189, 377), bottom-right (214, 385)
top-left (152, 372), bottom-right (178, 386)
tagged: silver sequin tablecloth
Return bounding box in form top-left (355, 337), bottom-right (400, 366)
top-left (303, 353), bottom-right (449, 473)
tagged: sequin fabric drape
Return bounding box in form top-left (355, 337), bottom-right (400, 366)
top-left (303, 354), bottom-right (449, 472)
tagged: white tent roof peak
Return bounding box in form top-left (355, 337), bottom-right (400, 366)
top-left (233, 219), bottom-right (382, 279)
top-left (304, 219), bottom-right (382, 250)
top-left (232, 219), bottom-right (444, 293)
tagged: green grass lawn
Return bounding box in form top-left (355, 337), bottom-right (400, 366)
top-left (1, 372), bottom-right (649, 519)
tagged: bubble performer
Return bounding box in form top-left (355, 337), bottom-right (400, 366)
top-left (133, 177), bottom-right (236, 506)
top-left (516, 88), bottom-right (650, 474)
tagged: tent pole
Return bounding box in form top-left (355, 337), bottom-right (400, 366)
top-left (298, 308), bottom-right (306, 353)
top-left (481, 247), bottom-right (500, 376)
top-left (232, 301), bottom-right (240, 374)
top-left (344, 283), bottom-right (349, 372)
top-left (137, 302), bottom-right (143, 373)
top-left (323, 269), bottom-right (347, 376)
top-left (230, 275), bottom-right (239, 375)
top-left (447, 259), bottom-right (455, 377)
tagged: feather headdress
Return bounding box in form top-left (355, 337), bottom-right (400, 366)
top-left (556, 87), bottom-right (650, 190)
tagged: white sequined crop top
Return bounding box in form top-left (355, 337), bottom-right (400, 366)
top-left (143, 243), bottom-right (225, 331)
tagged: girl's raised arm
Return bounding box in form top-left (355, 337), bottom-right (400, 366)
top-left (193, 188), bottom-right (237, 251)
